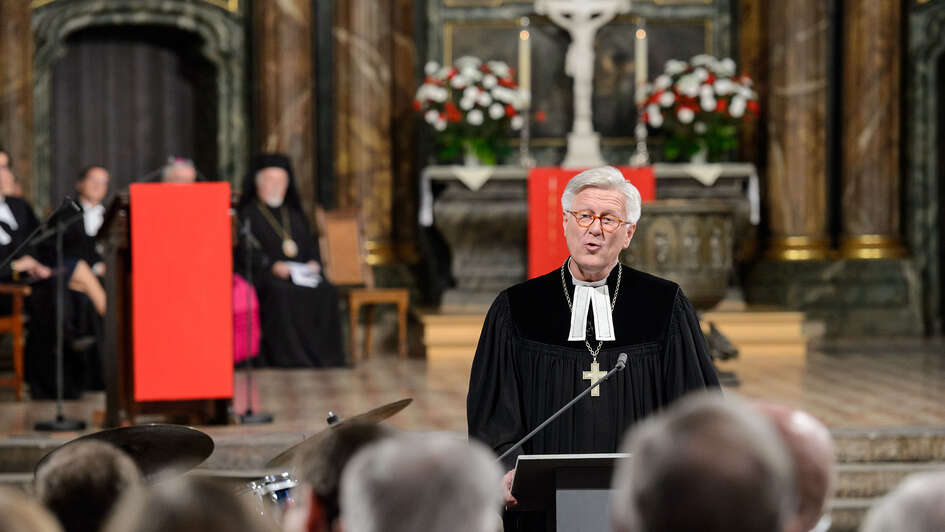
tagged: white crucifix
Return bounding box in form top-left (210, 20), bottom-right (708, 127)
top-left (583, 360), bottom-right (608, 397)
top-left (536, 0), bottom-right (631, 168)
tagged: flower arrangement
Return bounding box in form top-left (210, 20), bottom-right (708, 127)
top-left (640, 55), bottom-right (759, 163)
top-left (414, 56), bottom-right (528, 165)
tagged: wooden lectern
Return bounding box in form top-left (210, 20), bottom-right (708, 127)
top-left (510, 453), bottom-right (629, 532)
top-left (99, 183), bottom-right (234, 427)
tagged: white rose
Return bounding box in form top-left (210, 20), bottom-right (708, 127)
top-left (463, 87), bottom-right (478, 100)
top-left (434, 118), bottom-right (447, 131)
top-left (665, 59), bottom-right (687, 75)
top-left (658, 91), bottom-right (675, 107)
top-left (450, 75), bottom-right (467, 89)
top-left (424, 110), bottom-right (439, 124)
top-left (460, 98), bottom-right (475, 111)
top-left (455, 56), bottom-right (481, 70)
top-left (483, 74), bottom-right (498, 89)
top-left (691, 54), bottom-right (714, 66)
top-left (700, 97), bottom-right (716, 112)
top-left (511, 115), bottom-right (524, 130)
top-left (461, 67), bottom-right (480, 81)
top-left (436, 66), bottom-right (452, 79)
top-left (699, 83), bottom-right (714, 99)
top-left (719, 57), bottom-right (736, 77)
top-left (477, 91), bottom-right (493, 107)
top-left (491, 87), bottom-right (512, 103)
top-left (729, 96), bottom-right (746, 118)
top-left (424, 61), bottom-right (440, 76)
top-left (431, 87), bottom-right (448, 102)
top-left (487, 61), bottom-right (511, 78)
top-left (655, 75), bottom-right (673, 89)
top-left (677, 75), bottom-right (700, 97)
top-left (677, 107), bottom-right (695, 124)
top-left (467, 109), bottom-right (484, 126)
top-left (693, 67), bottom-right (709, 82)
top-left (488, 103), bottom-right (505, 120)
top-left (713, 78), bottom-right (734, 95)
top-left (647, 109), bottom-right (664, 128)
top-left (694, 121), bottom-right (707, 134)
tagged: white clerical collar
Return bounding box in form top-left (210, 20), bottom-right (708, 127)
top-left (80, 199), bottom-right (105, 236)
top-left (0, 197), bottom-right (15, 246)
top-left (568, 264), bottom-right (616, 342)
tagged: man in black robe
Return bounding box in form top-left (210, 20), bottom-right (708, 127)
top-left (467, 166), bottom-right (720, 510)
top-left (237, 154), bottom-right (345, 367)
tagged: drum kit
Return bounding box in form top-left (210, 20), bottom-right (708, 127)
top-left (34, 398), bottom-right (413, 524)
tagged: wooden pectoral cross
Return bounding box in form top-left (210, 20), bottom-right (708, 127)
top-left (582, 361), bottom-right (608, 397)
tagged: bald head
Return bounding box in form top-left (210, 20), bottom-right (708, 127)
top-left (757, 402), bottom-right (835, 532)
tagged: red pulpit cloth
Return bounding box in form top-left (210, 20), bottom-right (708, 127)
top-left (130, 182), bottom-right (233, 401)
top-left (527, 166), bottom-right (655, 279)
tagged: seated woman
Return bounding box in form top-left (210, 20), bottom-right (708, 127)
top-left (237, 153), bottom-right (345, 367)
top-left (0, 162), bottom-right (107, 398)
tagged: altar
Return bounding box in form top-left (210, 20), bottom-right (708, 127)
top-left (422, 163), bottom-right (758, 308)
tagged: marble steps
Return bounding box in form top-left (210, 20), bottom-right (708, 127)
top-left (419, 309), bottom-right (816, 361)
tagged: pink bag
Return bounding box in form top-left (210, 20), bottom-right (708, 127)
top-left (233, 274), bottom-right (261, 363)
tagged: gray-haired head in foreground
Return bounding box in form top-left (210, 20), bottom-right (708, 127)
top-left (561, 166), bottom-right (642, 224)
top-left (860, 471), bottom-right (945, 532)
top-left (340, 433), bottom-right (503, 532)
top-left (611, 392), bottom-right (796, 532)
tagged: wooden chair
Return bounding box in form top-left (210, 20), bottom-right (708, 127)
top-left (0, 284), bottom-right (31, 400)
top-left (317, 208), bottom-right (408, 363)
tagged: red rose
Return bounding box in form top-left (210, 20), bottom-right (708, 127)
top-left (747, 100), bottom-right (760, 115)
top-left (505, 104), bottom-right (517, 117)
top-left (716, 99), bottom-right (728, 113)
top-left (535, 110), bottom-right (547, 123)
top-left (412, 100), bottom-right (422, 111)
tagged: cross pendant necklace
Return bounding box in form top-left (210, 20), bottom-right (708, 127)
top-left (561, 258), bottom-right (622, 397)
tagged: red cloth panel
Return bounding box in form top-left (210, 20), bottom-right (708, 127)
top-left (130, 182), bottom-right (233, 401)
top-left (527, 166), bottom-right (655, 279)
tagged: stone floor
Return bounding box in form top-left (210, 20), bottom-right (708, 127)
top-left (1, 340), bottom-right (943, 439)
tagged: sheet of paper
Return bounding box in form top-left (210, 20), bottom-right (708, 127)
top-left (287, 261), bottom-right (321, 288)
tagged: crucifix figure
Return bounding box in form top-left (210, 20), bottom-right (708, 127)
top-left (536, 0), bottom-right (631, 168)
top-left (582, 360), bottom-right (609, 397)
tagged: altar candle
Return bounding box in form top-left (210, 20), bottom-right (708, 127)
top-left (635, 25), bottom-right (647, 104)
top-left (519, 17), bottom-right (531, 107)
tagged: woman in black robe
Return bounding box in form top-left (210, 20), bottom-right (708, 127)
top-left (237, 154), bottom-right (346, 367)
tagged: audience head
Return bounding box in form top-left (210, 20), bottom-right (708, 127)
top-left (757, 402), bottom-right (835, 532)
top-left (340, 432), bottom-right (503, 532)
top-left (0, 148), bottom-right (9, 170)
top-left (284, 422), bottom-right (395, 532)
top-left (34, 440), bottom-right (142, 532)
top-left (612, 392), bottom-right (796, 532)
top-left (860, 471), bottom-right (945, 532)
top-left (241, 153), bottom-right (302, 211)
top-left (76, 166), bottom-right (110, 205)
top-left (104, 476), bottom-right (274, 532)
top-left (161, 157), bottom-right (197, 183)
top-left (0, 148), bottom-right (19, 197)
top-left (0, 486), bottom-right (63, 532)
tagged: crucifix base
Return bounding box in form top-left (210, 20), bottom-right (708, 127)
top-left (562, 132), bottom-right (606, 169)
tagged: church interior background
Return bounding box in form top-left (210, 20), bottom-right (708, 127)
top-left (1, 0), bottom-right (945, 530)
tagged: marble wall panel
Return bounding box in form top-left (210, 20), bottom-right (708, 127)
top-left (764, 0), bottom-right (829, 248)
top-left (254, 0), bottom-right (316, 217)
top-left (841, 0), bottom-right (901, 238)
top-left (0, 1), bottom-right (34, 197)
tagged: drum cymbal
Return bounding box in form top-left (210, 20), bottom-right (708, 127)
top-left (35, 424), bottom-right (214, 481)
top-left (266, 398), bottom-right (412, 469)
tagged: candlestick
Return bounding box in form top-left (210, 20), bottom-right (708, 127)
top-left (518, 17), bottom-right (532, 103)
top-left (634, 23), bottom-right (647, 105)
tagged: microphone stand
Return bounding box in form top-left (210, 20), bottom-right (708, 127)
top-left (33, 201), bottom-right (87, 431)
top-left (238, 218), bottom-right (272, 424)
top-left (496, 353), bottom-right (628, 464)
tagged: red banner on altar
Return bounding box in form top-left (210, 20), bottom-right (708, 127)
top-left (130, 182), bottom-right (233, 402)
top-left (527, 166), bottom-right (655, 279)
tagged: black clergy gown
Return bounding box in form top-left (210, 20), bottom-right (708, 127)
top-left (238, 202), bottom-right (346, 367)
top-left (467, 262), bottom-right (720, 471)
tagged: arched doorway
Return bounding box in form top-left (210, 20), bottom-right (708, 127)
top-left (49, 25), bottom-right (218, 203)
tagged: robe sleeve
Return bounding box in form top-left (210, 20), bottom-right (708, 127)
top-left (467, 292), bottom-right (526, 471)
top-left (661, 288), bottom-right (721, 404)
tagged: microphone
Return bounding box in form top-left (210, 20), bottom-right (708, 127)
top-left (496, 352), bottom-right (630, 464)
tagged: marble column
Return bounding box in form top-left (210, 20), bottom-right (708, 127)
top-left (0, 0), bottom-right (33, 198)
top-left (334, 0), bottom-right (395, 264)
top-left (764, 0), bottom-right (830, 260)
top-left (839, 0), bottom-right (906, 259)
top-left (737, 0), bottom-right (765, 165)
top-left (390, 0), bottom-right (419, 261)
top-left (254, 0), bottom-right (316, 218)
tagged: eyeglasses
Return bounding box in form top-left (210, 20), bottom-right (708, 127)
top-left (566, 210), bottom-right (632, 232)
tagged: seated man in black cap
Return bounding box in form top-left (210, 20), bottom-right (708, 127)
top-left (237, 153), bottom-right (345, 367)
